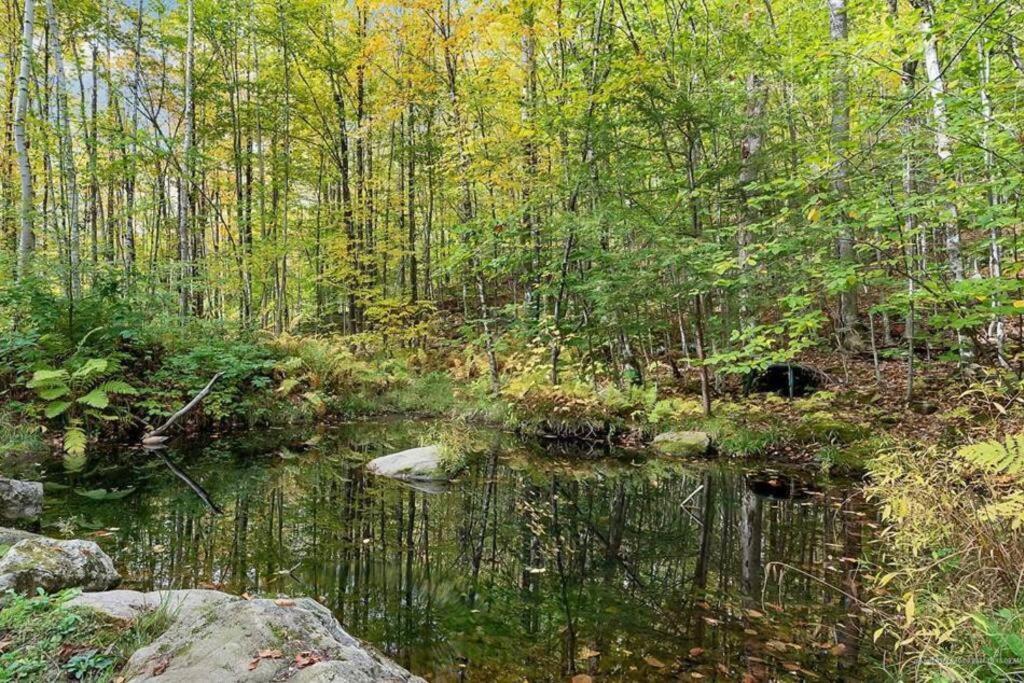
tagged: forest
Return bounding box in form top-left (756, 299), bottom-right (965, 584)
top-left (1, 0), bottom-right (1024, 680)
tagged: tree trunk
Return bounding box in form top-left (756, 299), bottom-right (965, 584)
top-left (178, 0), bottom-right (195, 317)
top-left (829, 0), bottom-right (862, 350)
top-left (14, 0), bottom-right (35, 279)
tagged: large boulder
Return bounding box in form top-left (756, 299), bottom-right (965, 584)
top-left (0, 477), bottom-right (42, 521)
top-left (0, 526), bottom-right (41, 548)
top-left (68, 588), bottom-right (233, 622)
top-left (113, 593), bottom-right (422, 682)
top-left (652, 431), bottom-right (711, 457)
top-left (0, 537), bottom-right (120, 593)
top-left (366, 445), bottom-right (447, 481)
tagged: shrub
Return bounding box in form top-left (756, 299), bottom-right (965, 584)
top-left (867, 439), bottom-right (1024, 680)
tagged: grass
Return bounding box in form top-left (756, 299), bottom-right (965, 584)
top-left (0, 408), bottom-right (46, 457)
top-left (0, 589), bottom-right (169, 682)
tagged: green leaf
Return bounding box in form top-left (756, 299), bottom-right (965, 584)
top-left (73, 487), bottom-right (136, 501)
top-left (44, 401), bottom-right (72, 418)
top-left (72, 358), bottom-right (109, 380)
top-left (98, 380), bottom-right (138, 396)
top-left (38, 385), bottom-right (71, 400)
top-left (26, 368), bottom-right (68, 389)
top-left (77, 389), bottom-right (110, 410)
top-left (64, 427), bottom-right (87, 457)
top-left (276, 377), bottom-right (301, 395)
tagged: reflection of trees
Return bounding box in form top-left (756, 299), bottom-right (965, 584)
top-left (46, 431), bottom-right (872, 679)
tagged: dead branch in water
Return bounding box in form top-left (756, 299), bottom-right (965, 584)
top-left (142, 372), bottom-right (223, 442)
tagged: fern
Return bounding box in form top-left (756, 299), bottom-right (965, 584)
top-left (957, 435), bottom-right (1024, 478)
top-left (979, 492), bottom-right (1024, 531)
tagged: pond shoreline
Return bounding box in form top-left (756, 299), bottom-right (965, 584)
top-left (22, 417), bottom-right (884, 680)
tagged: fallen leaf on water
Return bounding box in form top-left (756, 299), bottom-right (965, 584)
top-left (571, 675), bottom-right (593, 683)
top-left (643, 656), bottom-right (666, 668)
top-left (274, 599), bottom-right (296, 607)
top-left (578, 647), bottom-right (600, 659)
top-left (688, 647), bottom-right (704, 658)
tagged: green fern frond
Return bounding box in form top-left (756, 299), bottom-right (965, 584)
top-left (956, 434), bottom-right (1024, 477)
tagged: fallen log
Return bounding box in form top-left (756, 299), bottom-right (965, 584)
top-left (142, 372), bottom-right (223, 442)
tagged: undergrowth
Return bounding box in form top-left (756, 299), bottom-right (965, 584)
top-left (867, 438), bottom-right (1024, 681)
top-left (0, 589), bottom-right (169, 681)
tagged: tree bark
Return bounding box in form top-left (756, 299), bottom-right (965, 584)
top-left (829, 0), bottom-right (862, 350)
top-left (14, 0), bottom-right (35, 279)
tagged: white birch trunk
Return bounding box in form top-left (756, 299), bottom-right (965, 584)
top-left (14, 0), bottom-right (35, 279)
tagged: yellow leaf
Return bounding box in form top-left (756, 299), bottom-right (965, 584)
top-left (904, 593), bottom-right (915, 625)
top-left (1013, 300), bottom-right (1024, 309)
top-left (807, 206), bottom-right (821, 222)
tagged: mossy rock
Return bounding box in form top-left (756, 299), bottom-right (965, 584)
top-left (651, 431), bottom-right (712, 457)
top-left (0, 538), bottom-right (120, 594)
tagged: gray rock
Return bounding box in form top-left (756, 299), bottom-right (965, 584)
top-left (68, 588), bottom-right (234, 621)
top-left (652, 430), bottom-right (712, 457)
top-left (0, 537), bottom-right (120, 593)
top-left (0, 477), bottom-right (42, 521)
top-left (366, 445), bottom-right (447, 481)
top-left (0, 526), bottom-right (41, 548)
top-left (121, 595), bottom-right (422, 682)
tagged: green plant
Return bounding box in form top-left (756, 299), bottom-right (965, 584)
top-left (0, 589), bottom-right (169, 681)
top-left (24, 356), bottom-right (137, 461)
top-left (957, 434), bottom-right (1024, 477)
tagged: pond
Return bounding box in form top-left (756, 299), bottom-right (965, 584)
top-left (41, 419), bottom-right (879, 681)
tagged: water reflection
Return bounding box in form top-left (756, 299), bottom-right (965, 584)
top-left (44, 421), bottom-right (876, 681)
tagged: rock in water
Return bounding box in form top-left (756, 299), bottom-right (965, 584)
top-left (0, 537), bottom-right (120, 593)
top-left (651, 431), bottom-right (711, 457)
top-left (365, 445), bottom-right (447, 481)
top-left (119, 594), bottom-right (423, 682)
top-left (744, 363), bottom-right (824, 398)
top-left (0, 477), bottom-right (42, 521)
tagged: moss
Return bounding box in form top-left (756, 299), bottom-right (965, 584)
top-left (791, 411), bottom-right (866, 446)
top-left (651, 431), bottom-right (711, 457)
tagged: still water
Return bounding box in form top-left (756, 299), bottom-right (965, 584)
top-left (42, 420), bottom-right (877, 681)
